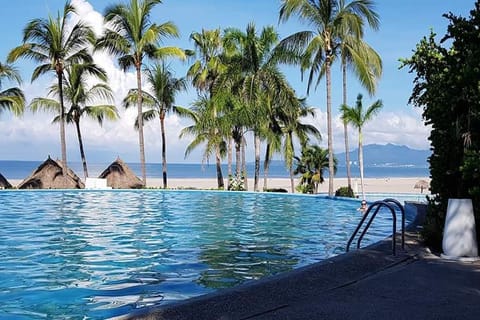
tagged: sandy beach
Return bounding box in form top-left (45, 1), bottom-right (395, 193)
top-left (8, 177), bottom-right (430, 194)
top-left (145, 177), bottom-right (429, 194)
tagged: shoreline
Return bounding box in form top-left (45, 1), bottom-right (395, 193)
top-left (149, 177), bottom-right (430, 194)
top-left (8, 177), bottom-right (430, 194)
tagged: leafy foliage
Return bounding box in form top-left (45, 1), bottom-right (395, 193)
top-left (0, 62), bottom-right (25, 117)
top-left (335, 186), bottom-right (355, 198)
top-left (294, 144), bottom-right (335, 194)
top-left (402, 1), bottom-right (480, 249)
top-left (227, 174), bottom-right (246, 191)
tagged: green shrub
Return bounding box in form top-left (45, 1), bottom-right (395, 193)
top-left (296, 184), bottom-right (314, 194)
top-left (264, 188), bottom-right (288, 193)
top-left (335, 186), bottom-right (355, 198)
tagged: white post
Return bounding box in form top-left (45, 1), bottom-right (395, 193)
top-left (442, 198), bottom-right (478, 259)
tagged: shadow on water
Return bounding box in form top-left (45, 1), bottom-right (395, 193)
top-left (197, 240), bottom-right (299, 289)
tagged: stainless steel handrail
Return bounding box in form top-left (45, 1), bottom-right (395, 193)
top-left (346, 199), bottom-right (405, 255)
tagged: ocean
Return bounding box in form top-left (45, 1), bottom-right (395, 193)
top-left (0, 160), bottom-right (429, 180)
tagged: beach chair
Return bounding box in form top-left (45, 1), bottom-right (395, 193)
top-left (85, 178), bottom-right (112, 189)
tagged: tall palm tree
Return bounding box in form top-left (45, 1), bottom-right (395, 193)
top-left (30, 63), bottom-right (118, 179)
top-left (279, 0), bottom-right (380, 196)
top-left (214, 88), bottom-right (248, 187)
top-left (187, 28), bottom-right (227, 189)
top-left (124, 63), bottom-right (186, 188)
top-left (0, 62), bottom-right (25, 117)
top-left (341, 93), bottom-right (382, 199)
top-left (96, 0), bottom-right (185, 187)
top-left (262, 106), bottom-right (283, 191)
top-left (279, 95), bottom-right (321, 193)
top-left (257, 75), bottom-right (321, 192)
top-left (339, 0), bottom-right (381, 190)
top-left (176, 96), bottom-right (227, 186)
top-left (8, 1), bottom-right (95, 178)
top-left (224, 23), bottom-right (290, 192)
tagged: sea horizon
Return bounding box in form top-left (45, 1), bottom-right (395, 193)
top-left (0, 160), bottom-right (429, 180)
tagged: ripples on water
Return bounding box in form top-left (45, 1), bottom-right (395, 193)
top-left (0, 190), bottom-right (407, 319)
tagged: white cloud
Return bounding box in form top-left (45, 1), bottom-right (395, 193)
top-left (71, 0), bottom-right (105, 37)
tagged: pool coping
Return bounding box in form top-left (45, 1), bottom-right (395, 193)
top-left (118, 203), bottom-right (427, 320)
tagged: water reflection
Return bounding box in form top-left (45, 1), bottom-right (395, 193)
top-left (197, 240), bottom-right (298, 289)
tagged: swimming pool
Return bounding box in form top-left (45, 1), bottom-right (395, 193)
top-left (0, 190), bottom-right (409, 319)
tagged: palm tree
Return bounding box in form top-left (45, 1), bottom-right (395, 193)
top-left (188, 29), bottom-right (225, 94)
top-left (8, 1), bottom-right (95, 178)
top-left (341, 93), bottom-right (382, 199)
top-left (30, 63), bottom-right (118, 179)
top-left (0, 62), bottom-right (25, 117)
top-left (279, 0), bottom-right (380, 196)
top-left (187, 28), bottom-right (227, 189)
top-left (262, 109), bottom-right (282, 191)
top-left (338, 1), bottom-right (381, 190)
top-left (124, 63), bottom-right (186, 188)
top-left (294, 144), bottom-right (334, 193)
top-left (97, 0), bottom-right (185, 187)
top-left (176, 96), bottom-right (227, 187)
top-left (279, 96), bottom-right (321, 192)
top-left (214, 89), bottom-right (248, 188)
top-left (224, 23), bottom-right (289, 192)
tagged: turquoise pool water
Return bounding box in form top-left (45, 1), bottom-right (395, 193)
top-left (0, 190), bottom-right (408, 319)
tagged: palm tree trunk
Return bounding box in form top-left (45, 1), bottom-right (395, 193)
top-left (342, 62), bottom-right (352, 190)
top-left (227, 138), bottom-right (233, 189)
top-left (160, 112), bottom-right (167, 189)
top-left (359, 130), bottom-right (365, 200)
top-left (215, 146), bottom-right (224, 189)
top-left (75, 118), bottom-right (88, 179)
top-left (235, 141), bottom-right (241, 177)
top-left (136, 63), bottom-right (147, 187)
top-left (286, 131), bottom-right (295, 193)
top-left (242, 137), bottom-right (248, 191)
top-left (289, 166), bottom-right (295, 194)
top-left (263, 143), bottom-right (271, 191)
top-left (57, 70), bottom-right (67, 181)
top-left (326, 60), bottom-right (334, 197)
top-left (254, 133), bottom-right (261, 192)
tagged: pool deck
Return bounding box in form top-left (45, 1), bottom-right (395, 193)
top-left (121, 227), bottom-right (480, 320)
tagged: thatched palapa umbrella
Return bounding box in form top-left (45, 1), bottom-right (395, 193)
top-left (0, 172), bottom-right (12, 189)
top-left (17, 156), bottom-right (84, 189)
top-left (414, 179), bottom-right (430, 194)
top-left (99, 157), bottom-right (143, 189)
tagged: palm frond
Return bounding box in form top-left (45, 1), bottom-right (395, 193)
top-left (0, 87), bottom-right (26, 116)
top-left (29, 97), bottom-right (61, 114)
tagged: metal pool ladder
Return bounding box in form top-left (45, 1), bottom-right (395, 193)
top-left (346, 198), bottom-right (405, 255)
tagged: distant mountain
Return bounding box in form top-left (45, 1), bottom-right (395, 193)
top-left (336, 143), bottom-right (430, 167)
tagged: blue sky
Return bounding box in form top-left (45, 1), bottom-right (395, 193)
top-left (0, 0), bottom-right (474, 163)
